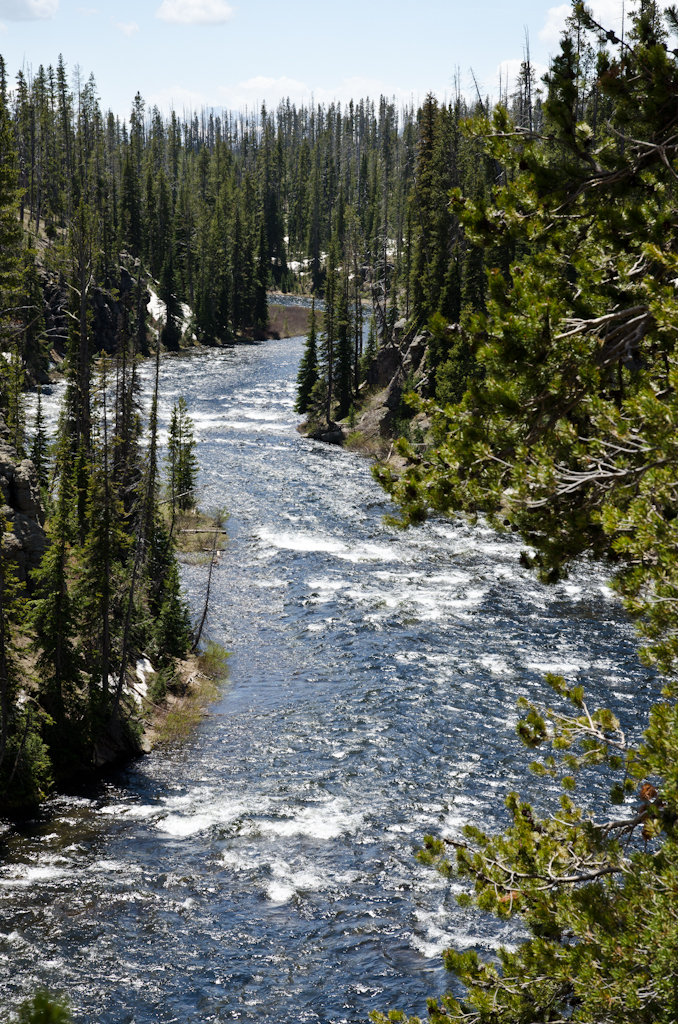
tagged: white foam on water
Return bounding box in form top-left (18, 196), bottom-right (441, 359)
top-left (136, 657), bottom-right (154, 684)
top-left (411, 906), bottom-right (462, 958)
top-left (525, 659), bottom-right (588, 675)
top-left (341, 576), bottom-right (486, 622)
top-left (260, 530), bottom-right (344, 555)
top-left (222, 408), bottom-right (284, 423)
top-left (224, 419), bottom-right (292, 433)
top-left (156, 795), bottom-right (251, 837)
top-left (307, 577), bottom-right (348, 592)
top-left (157, 813), bottom-right (216, 837)
top-left (267, 879), bottom-right (295, 902)
top-left (478, 654), bottom-right (513, 675)
top-left (58, 795), bottom-right (94, 808)
top-left (218, 419), bottom-right (263, 430)
top-left (220, 846), bottom-right (363, 904)
top-left (146, 288), bottom-right (165, 322)
top-left (492, 565), bottom-right (517, 580)
top-left (261, 799), bottom-right (363, 841)
top-left (0, 864), bottom-right (69, 886)
top-left (220, 848), bottom-right (259, 872)
top-left (266, 861), bottom-right (327, 903)
top-left (99, 803), bottom-right (159, 821)
top-left (258, 528), bottom-right (403, 564)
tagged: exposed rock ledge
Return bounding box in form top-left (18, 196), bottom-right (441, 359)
top-left (0, 413), bottom-right (46, 582)
top-left (299, 318), bottom-right (431, 464)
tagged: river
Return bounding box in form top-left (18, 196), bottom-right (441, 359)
top-left (0, 334), bottom-right (656, 1023)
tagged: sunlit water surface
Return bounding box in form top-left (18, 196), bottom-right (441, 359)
top-left (1, 336), bottom-right (656, 1022)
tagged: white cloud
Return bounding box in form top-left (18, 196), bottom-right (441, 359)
top-left (0, 0), bottom-right (58, 19)
top-left (146, 84), bottom-right (212, 112)
top-left (217, 74), bottom-right (422, 111)
top-left (114, 19), bottom-right (139, 35)
top-left (538, 3), bottom-right (570, 49)
top-left (220, 75), bottom-right (310, 108)
top-left (149, 76), bottom-right (461, 117)
top-left (155, 0), bottom-right (233, 25)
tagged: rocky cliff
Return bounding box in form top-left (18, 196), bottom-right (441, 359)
top-left (0, 414), bottom-right (46, 582)
top-left (343, 321), bottom-right (431, 455)
top-left (300, 319), bottom-right (432, 453)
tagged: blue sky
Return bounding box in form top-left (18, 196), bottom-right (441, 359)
top-left (0, 0), bottom-right (632, 118)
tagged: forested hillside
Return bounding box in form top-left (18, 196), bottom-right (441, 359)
top-left (2, 49), bottom-right (530, 383)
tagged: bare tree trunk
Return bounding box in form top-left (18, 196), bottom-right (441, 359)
top-left (192, 529), bottom-right (219, 652)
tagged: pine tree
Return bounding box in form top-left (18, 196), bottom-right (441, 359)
top-left (321, 240), bottom-right (338, 422)
top-left (77, 355), bottom-right (129, 704)
top-left (4, 343), bottom-right (26, 457)
top-left (0, 512), bottom-right (52, 807)
top-left (294, 298), bottom-right (319, 414)
top-left (373, 6), bottom-right (678, 1022)
top-left (30, 386), bottom-right (49, 489)
top-left (0, 86), bottom-right (22, 295)
top-left (31, 441), bottom-right (86, 772)
top-left (153, 560), bottom-right (192, 666)
top-left (165, 398), bottom-right (198, 515)
top-left (254, 218), bottom-right (269, 332)
top-left (120, 150), bottom-right (142, 256)
top-left (335, 266), bottom-right (353, 418)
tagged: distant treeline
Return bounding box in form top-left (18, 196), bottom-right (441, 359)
top-left (2, 52), bottom-right (542, 363)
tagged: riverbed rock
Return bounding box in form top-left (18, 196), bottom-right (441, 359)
top-left (320, 428), bottom-right (344, 445)
top-left (402, 333), bottom-right (428, 378)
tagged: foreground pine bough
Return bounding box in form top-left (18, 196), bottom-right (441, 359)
top-left (371, 2), bottom-right (678, 1021)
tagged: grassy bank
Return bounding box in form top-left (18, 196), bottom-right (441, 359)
top-left (168, 507), bottom-right (228, 565)
top-left (267, 303), bottom-right (322, 339)
top-left (143, 642), bottom-right (229, 748)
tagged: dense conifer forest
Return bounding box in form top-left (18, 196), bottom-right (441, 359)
top-left (5, 0), bottom-right (678, 1020)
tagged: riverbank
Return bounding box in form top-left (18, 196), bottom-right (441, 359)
top-left (297, 318), bottom-right (431, 468)
top-left (141, 642), bottom-right (229, 750)
top-left (0, 392), bottom-right (230, 815)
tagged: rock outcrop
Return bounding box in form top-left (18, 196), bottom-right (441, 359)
top-left (347, 324), bottom-right (431, 452)
top-left (298, 320), bottom-right (432, 457)
top-left (40, 261), bottom-right (145, 362)
top-left (0, 414), bottom-right (46, 582)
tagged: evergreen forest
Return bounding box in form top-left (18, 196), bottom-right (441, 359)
top-left (4, 0), bottom-right (678, 1020)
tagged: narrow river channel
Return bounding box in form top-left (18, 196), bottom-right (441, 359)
top-left (0, 334), bottom-right (657, 1023)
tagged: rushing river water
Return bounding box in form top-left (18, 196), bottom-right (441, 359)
top-left (0, 334), bottom-right (658, 1023)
